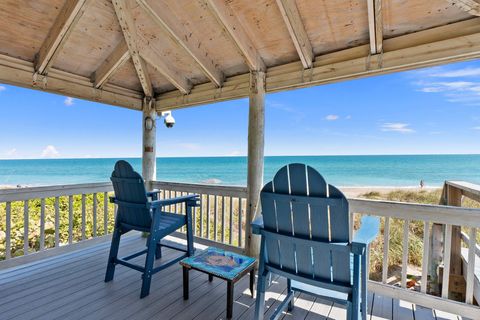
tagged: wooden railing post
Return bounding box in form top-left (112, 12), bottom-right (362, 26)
top-left (245, 70), bottom-right (265, 257)
top-left (432, 182), bottom-right (465, 298)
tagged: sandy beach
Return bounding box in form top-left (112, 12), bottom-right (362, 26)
top-left (339, 186), bottom-right (439, 198)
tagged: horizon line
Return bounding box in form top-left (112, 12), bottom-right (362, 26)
top-left (1, 152), bottom-right (480, 161)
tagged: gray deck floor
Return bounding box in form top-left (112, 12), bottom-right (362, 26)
top-left (0, 235), bottom-right (464, 320)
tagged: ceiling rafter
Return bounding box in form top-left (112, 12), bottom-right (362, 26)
top-left (112, 0), bottom-right (153, 97)
top-left (35, 0), bottom-right (90, 75)
top-left (112, 0), bottom-right (192, 96)
top-left (137, 0), bottom-right (224, 87)
top-left (446, 0), bottom-right (480, 16)
top-left (205, 0), bottom-right (266, 72)
top-left (275, 0), bottom-right (313, 69)
top-left (91, 40), bottom-right (130, 89)
top-left (367, 0), bottom-right (383, 54)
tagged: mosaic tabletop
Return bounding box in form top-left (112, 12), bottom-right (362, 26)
top-left (180, 247), bottom-right (256, 281)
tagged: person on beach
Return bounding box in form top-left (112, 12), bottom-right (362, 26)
top-left (420, 180), bottom-right (425, 189)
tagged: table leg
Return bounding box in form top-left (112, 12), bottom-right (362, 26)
top-left (183, 266), bottom-right (189, 300)
top-left (250, 269), bottom-right (255, 298)
top-left (227, 280), bottom-right (234, 319)
top-left (209, 274), bottom-right (214, 282)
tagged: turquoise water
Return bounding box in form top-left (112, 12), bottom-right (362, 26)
top-left (0, 155), bottom-right (479, 187)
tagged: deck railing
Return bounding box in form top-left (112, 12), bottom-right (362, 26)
top-left (151, 181), bottom-right (248, 250)
top-left (0, 180), bottom-right (479, 317)
top-left (349, 196), bottom-right (480, 318)
top-left (0, 183), bottom-right (115, 266)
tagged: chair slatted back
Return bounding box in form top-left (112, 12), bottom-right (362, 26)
top-left (260, 163), bottom-right (351, 285)
top-left (110, 160), bottom-right (151, 229)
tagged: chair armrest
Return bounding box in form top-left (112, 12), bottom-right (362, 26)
top-left (352, 216), bottom-right (380, 255)
top-left (146, 189), bottom-right (160, 201)
top-left (251, 215), bottom-right (264, 235)
top-left (148, 194), bottom-right (200, 210)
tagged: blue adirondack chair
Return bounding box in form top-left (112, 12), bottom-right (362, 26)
top-left (105, 160), bottom-right (199, 298)
top-left (252, 164), bottom-right (379, 320)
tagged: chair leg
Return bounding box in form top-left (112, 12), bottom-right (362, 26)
top-left (140, 233), bottom-right (157, 298)
top-left (287, 278), bottom-right (294, 311)
top-left (155, 242), bottom-right (162, 260)
top-left (361, 253), bottom-right (367, 320)
top-left (254, 271), bottom-right (267, 320)
top-left (186, 205), bottom-right (195, 256)
top-left (105, 227), bottom-right (121, 282)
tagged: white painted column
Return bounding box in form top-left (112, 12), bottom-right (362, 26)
top-left (245, 71), bottom-right (266, 257)
top-left (142, 97), bottom-right (157, 190)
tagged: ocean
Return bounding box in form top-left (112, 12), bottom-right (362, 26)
top-left (0, 154), bottom-right (479, 188)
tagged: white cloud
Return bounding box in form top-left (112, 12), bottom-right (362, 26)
top-left (325, 114), bottom-right (339, 121)
top-left (227, 150), bottom-right (242, 156)
top-left (64, 97), bottom-right (74, 106)
top-left (430, 68), bottom-right (480, 78)
top-left (381, 123), bottom-right (415, 133)
top-left (410, 66), bottom-right (480, 105)
top-left (179, 143), bottom-right (201, 151)
top-left (41, 145), bottom-right (60, 158)
top-left (5, 148), bottom-right (16, 156)
top-left (473, 126), bottom-right (480, 131)
top-left (0, 85), bottom-right (6, 92)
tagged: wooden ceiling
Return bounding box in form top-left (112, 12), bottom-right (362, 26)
top-left (0, 0), bottom-right (478, 112)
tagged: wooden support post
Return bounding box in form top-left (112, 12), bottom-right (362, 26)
top-left (245, 71), bottom-right (266, 258)
top-left (447, 185), bottom-right (463, 276)
top-left (142, 97), bottom-right (157, 190)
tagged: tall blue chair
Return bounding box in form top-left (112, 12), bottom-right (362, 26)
top-left (252, 164), bottom-right (379, 320)
top-left (105, 160), bottom-right (199, 298)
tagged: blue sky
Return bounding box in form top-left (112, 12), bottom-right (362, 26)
top-left (1, 60), bottom-right (480, 159)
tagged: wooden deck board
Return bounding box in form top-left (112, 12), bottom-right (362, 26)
top-left (0, 235), bottom-right (452, 320)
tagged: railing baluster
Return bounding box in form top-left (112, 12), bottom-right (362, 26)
top-left (104, 192), bottom-right (108, 235)
top-left (214, 195), bottom-right (218, 242)
top-left (206, 194), bottom-right (210, 240)
top-left (442, 224), bottom-right (453, 298)
top-left (40, 199), bottom-right (45, 251)
top-left (465, 227), bottom-right (477, 304)
top-left (382, 216), bottom-right (390, 283)
top-left (81, 194), bottom-right (86, 240)
top-left (193, 192), bottom-right (197, 236)
top-left (5, 202), bottom-right (11, 259)
top-left (221, 196), bottom-right (225, 243)
top-left (238, 197), bottom-right (242, 247)
top-left (93, 193), bottom-right (97, 237)
top-left (421, 221), bottom-right (430, 293)
top-left (199, 194), bottom-right (204, 238)
top-left (24, 200), bottom-right (29, 255)
top-left (229, 197), bottom-right (233, 245)
top-left (68, 195), bottom-right (73, 244)
top-left (55, 197), bottom-right (60, 247)
top-left (401, 219), bottom-right (409, 288)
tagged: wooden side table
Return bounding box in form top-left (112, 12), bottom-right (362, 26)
top-left (180, 247), bottom-right (257, 319)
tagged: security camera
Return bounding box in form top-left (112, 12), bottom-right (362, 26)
top-left (161, 111), bottom-right (175, 128)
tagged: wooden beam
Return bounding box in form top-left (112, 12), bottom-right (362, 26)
top-left (367, 0), bottom-right (383, 54)
top-left (136, 0), bottom-right (224, 87)
top-left (35, 0), bottom-right (89, 75)
top-left (0, 54), bottom-right (143, 110)
top-left (142, 98), bottom-right (157, 189)
top-left (245, 71), bottom-right (266, 258)
top-left (112, 0), bottom-right (153, 97)
top-left (156, 18), bottom-right (480, 111)
top-left (91, 40), bottom-right (130, 89)
top-left (205, 0), bottom-right (266, 71)
top-left (275, 0), bottom-right (313, 69)
top-left (446, 0), bottom-right (480, 16)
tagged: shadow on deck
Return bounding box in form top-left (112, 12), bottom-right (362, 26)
top-left (0, 235), bottom-right (464, 320)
